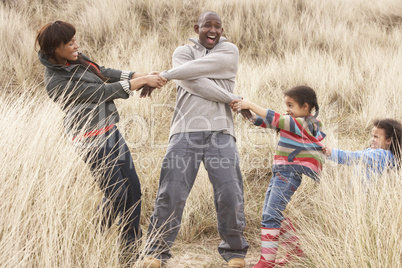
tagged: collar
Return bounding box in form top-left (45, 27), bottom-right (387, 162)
top-left (38, 51), bottom-right (82, 72)
top-left (188, 37), bottom-right (228, 52)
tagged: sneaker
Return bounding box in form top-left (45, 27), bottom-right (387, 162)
top-left (228, 258), bottom-right (246, 268)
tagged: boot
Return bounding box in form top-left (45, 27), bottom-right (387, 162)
top-left (252, 227), bottom-right (280, 268)
top-left (275, 218), bottom-right (304, 266)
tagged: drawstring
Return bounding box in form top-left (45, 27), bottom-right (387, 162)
top-left (287, 148), bottom-right (303, 162)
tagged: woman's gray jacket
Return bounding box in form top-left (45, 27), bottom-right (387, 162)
top-left (39, 52), bottom-right (133, 137)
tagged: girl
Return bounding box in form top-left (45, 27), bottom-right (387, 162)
top-left (231, 86), bottom-right (325, 268)
top-left (322, 118), bottom-right (401, 181)
top-left (35, 21), bottom-right (167, 264)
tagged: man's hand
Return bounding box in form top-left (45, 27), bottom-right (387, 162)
top-left (240, 109), bottom-right (253, 121)
top-left (139, 85), bottom-right (155, 98)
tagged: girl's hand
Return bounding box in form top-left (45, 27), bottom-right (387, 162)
top-left (230, 99), bottom-right (251, 112)
top-left (229, 99), bottom-right (237, 111)
top-left (322, 146), bottom-right (332, 157)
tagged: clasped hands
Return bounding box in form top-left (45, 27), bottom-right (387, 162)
top-left (230, 98), bottom-right (254, 121)
top-left (137, 71), bottom-right (168, 98)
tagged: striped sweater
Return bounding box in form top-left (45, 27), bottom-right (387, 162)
top-left (254, 109), bottom-right (326, 181)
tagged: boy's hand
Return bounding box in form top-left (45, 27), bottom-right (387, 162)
top-left (322, 146), bottom-right (332, 157)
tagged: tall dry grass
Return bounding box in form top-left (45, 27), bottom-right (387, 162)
top-left (0, 0), bottom-right (401, 267)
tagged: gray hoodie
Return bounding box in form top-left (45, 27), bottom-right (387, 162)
top-left (162, 37), bottom-right (241, 139)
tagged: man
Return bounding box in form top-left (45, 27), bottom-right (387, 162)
top-left (143, 11), bottom-right (249, 268)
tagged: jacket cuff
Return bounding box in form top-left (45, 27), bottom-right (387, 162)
top-left (160, 70), bottom-right (171, 80)
top-left (119, 80), bottom-right (133, 96)
top-left (120, 71), bottom-right (132, 80)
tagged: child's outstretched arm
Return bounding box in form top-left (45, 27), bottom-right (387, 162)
top-left (231, 99), bottom-right (324, 143)
top-left (231, 99), bottom-right (267, 119)
top-left (323, 146), bottom-right (360, 165)
top-left (323, 146), bottom-right (391, 167)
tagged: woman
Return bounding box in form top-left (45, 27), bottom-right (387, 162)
top-left (35, 20), bottom-right (167, 264)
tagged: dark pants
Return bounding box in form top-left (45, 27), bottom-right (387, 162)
top-left (81, 127), bottom-right (142, 241)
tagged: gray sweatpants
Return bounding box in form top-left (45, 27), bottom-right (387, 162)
top-left (145, 131), bottom-right (249, 262)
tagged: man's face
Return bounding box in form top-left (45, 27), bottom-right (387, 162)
top-left (194, 13), bottom-right (223, 49)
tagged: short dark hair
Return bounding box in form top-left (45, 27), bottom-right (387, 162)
top-left (35, 20), bottom-right (76, 59)
top-left (284, 86), bottom-right (319, 116)
top-left (373, 118), bottom-right (402, 166)
top-left (197, 11), bottom-right (220, 26)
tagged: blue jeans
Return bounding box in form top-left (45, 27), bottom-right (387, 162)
top-left (261, 171), bottom-right (302, 228)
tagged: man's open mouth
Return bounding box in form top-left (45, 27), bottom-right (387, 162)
top-left (207, 35), bottom-right (216, 44)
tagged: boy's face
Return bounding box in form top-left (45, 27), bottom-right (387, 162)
top-left (194, 13), bottom-right (223, 49)
top-left (284, 96), bottom-right (310, 118)
top-left (371, 127), bottom-right (391, 150)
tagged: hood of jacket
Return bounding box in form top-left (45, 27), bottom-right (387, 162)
top-left (38, 51), bottom-right (83, 73)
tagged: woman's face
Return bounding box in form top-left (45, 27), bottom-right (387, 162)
top-left (371, 126), bottom-right (391, 150)
top-left (53, 36), bottom-right (79, 64)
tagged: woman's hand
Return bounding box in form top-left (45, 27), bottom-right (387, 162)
top-left (129, 73), bottom-right (167, 97)
top-left (148, 71), bottom-right (160, 76)
top-left (137, 73), bottom-right (168, 98)
top-left (143, 74), bottom-right (167, 88)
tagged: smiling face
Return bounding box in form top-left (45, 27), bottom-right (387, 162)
top-left (284, 96), bottom-right (310, 118)
top-left (53, 36), bottom-right (79, 64)
top-left (194, 12), bottom-right (223, 49)
top-left (371, 126), bottom-right (391, 150)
